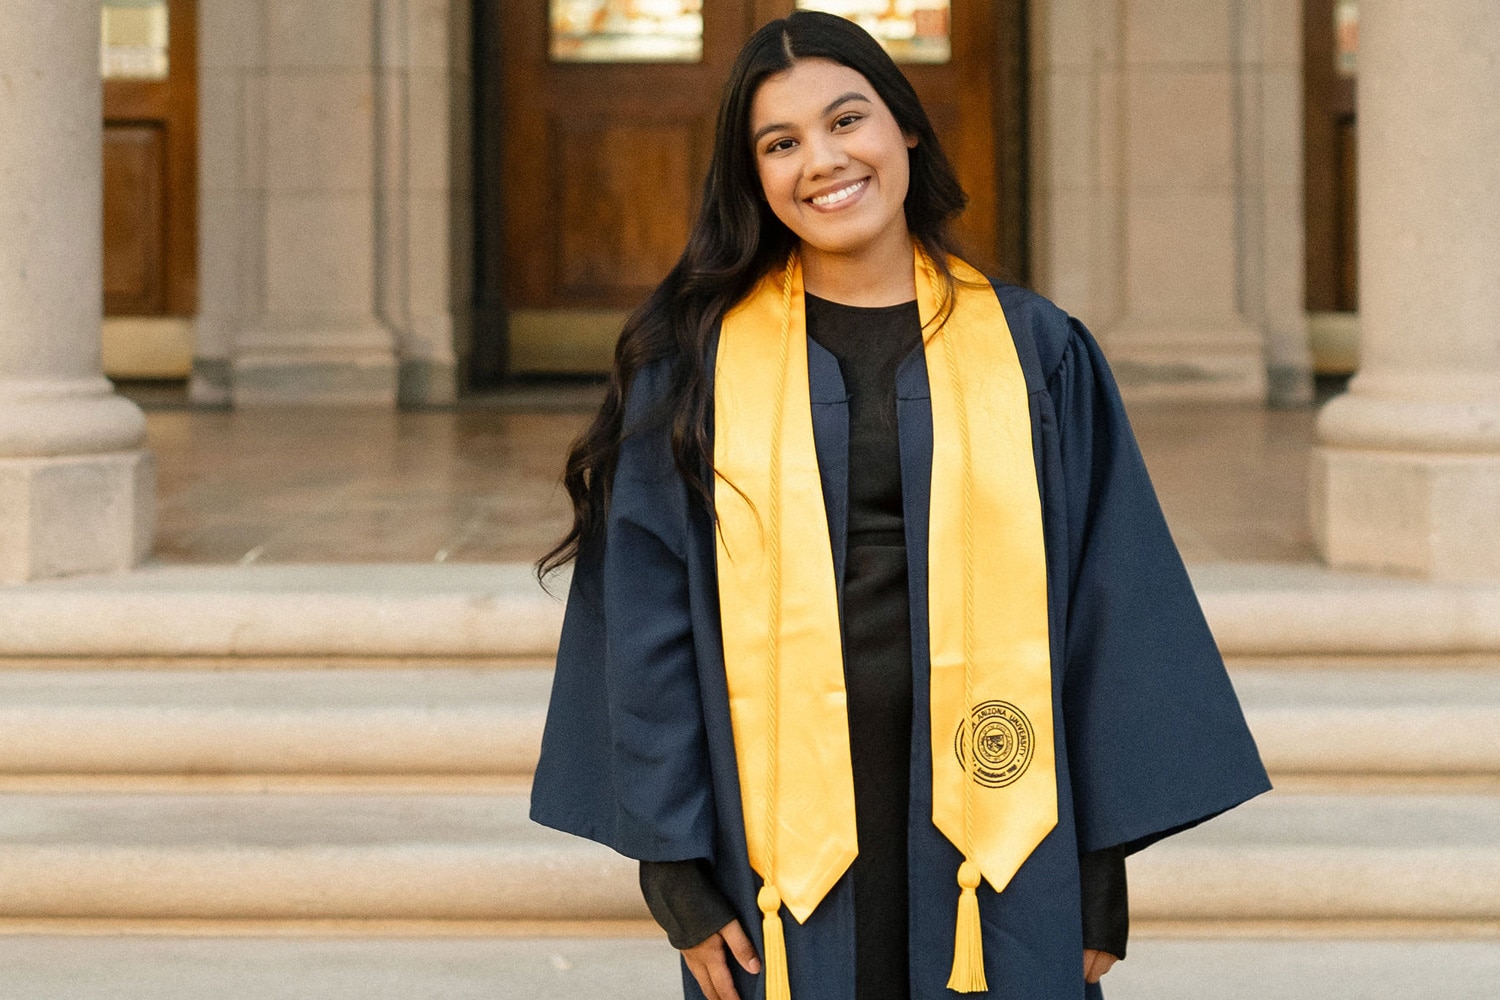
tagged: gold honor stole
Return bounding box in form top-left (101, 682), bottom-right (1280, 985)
top-left (714, 248), bottom-right (1055, 998)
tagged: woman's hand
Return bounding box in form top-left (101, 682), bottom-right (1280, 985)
top-left (1083, 948), bottom-right (1119, 984)
top-left (682, 919), bottom-right (761, 1000)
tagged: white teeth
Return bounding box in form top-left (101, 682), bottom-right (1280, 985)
top-left (810, 180), bottom-right (866, 206)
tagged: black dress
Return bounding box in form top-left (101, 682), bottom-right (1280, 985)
top-left (639, 296), bottom-right (1128, 996)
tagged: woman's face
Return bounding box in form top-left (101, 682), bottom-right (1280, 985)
top-left (749, 58), bottom-right (917, 263)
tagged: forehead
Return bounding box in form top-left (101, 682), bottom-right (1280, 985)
top-left (749, 58), bottom-right (884, 129)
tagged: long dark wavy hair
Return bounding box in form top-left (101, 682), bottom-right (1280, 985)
top-left (537, 10), bottom-right (969, 577)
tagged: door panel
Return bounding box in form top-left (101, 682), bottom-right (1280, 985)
top-left (555, 118), bottom-right (704, 298)
top-left (103, 124), bottom-right (168, 314)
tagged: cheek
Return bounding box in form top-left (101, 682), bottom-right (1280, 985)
top-left (758, 163), bottom-right (800, 215)
top-left (884, 138), bottom-right (913, 199)
top-left (892, 155), bottom-right (912, 202)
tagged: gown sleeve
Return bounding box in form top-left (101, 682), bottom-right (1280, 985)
top-left (529, 360), bottom-right (718, 862)
top-left (1078, 847), bottom-right (1128, 959)
top-left (1049, 319), bottom-right (1271, 857)
top-left (639, 859), bottom-right (739, 949)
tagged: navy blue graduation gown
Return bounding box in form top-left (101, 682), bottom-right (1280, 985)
top-left (530, 281), bottom-right (1271, 1000)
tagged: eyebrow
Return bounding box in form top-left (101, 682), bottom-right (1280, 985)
top-left (751, 91), bottom-right (873, 146)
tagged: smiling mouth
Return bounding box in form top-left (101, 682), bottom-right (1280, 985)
top-left (808, 178), bottom-right (868, 208)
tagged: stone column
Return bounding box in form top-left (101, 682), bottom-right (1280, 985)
top-left (1032, 0), bottom-right (1304, 403)
top-left (191, 0), bottom-right (267, 407)
top-left (233, 1), bottom-right (398, 405)
top-left (1311, 0), bottom-right (1500, 579)
top-left (0, 4), bottom-right (153, 582)
top-left (380, 0), bottom-right (472, 407)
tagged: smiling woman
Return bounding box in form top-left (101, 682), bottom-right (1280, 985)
top-left (530, 11), bottom-right (1270, 1000)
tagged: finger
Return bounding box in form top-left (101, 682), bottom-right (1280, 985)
top-left (684, 952), bottom-right (721, 1000)
top-left (719, 920), bottom-right (762, 975)
top-left (1083, 949), bottom-right (1119, 984)
top-left (704, 941), bottom-right (742, 1000)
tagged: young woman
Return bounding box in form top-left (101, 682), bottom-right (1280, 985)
top-left (531, 11), bottom-right (1269, 1000)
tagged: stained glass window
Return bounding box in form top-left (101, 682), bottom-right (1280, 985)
top-left (101, 0), bottom-right (169, 80)
top-left (551, 0), bottom-right (704, 63)
top-left (796, 0), bottom-right (951, 65)
top-left (1335, 0), bottom-right (1359, 78)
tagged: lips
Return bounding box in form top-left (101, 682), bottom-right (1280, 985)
top-left (807, 178), bottom-right (869, 208)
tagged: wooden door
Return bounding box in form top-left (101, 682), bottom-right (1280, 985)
top-left (1304, 0), bottom-right (1359, 374)
top-left (102, 0), bottom-right (198, 378)
top-left (475, 0), bottom-right (1025, 377)
top-left (103, 0), bottom-right (197, 316)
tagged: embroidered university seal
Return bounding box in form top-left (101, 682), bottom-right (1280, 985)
top-left (954, 700), bottom-right (1035, 788)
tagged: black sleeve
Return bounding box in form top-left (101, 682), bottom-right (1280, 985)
top-left (639, 859), bottom-right (739, 950)
top-left (1078, 847), bottom-right (1129, 959)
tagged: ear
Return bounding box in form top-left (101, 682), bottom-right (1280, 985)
top-left (905, 132), bottom-right (919, 150)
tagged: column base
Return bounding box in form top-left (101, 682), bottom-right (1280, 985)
top-left (1311, 446), bottom-right (1500, 581)
top-left (0, 450), bottom-right (154, 583)
top-left (398, 357), bottom-right (458, 408)
top-left (188, 358), bottom-right (233, 409)
top-left (1101, 323), bottom-right (1268, 404)
top-left (231, 356), bottom-right (398, 407)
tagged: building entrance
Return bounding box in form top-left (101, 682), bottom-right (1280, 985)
top-left (473, 0), bottom-right (1027, 379)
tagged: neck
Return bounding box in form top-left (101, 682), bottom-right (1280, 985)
top-left (800, 229), bottom-right (917, 307)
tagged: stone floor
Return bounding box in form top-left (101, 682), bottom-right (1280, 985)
top-left (143, 390), bottom-right (1318, 567)
top-left (1, 935), bottom-right (1495, 1000)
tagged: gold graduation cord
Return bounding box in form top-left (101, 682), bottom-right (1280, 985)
top-left (931, 249), bottom-right (986, 992)
top-left (755, 255), bottom-right (796, 1000)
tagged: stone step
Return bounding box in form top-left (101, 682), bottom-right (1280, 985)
top-left (2, 562), bottom-right (1498, 660)
top-left (0, 565), bottom-right (565, 661)
top-left (0, 668), bottom-right (549, 775)
top-left (1128, 791), bottom-right (1500, 922)
top-left (1, 664), bottom-right (1494, 780)
top-left (0, 935), bottom-right (1496, 1000)
top-left (0, 790), bottom-right (1495, 923)
top-left (0, 792), bottom-right (640, 921)
top-left (1231, 666), bottom-right (1500, 776)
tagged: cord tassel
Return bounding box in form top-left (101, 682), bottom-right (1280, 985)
top-left (758, 885), bottom-right (791, 1000)
top-left (946, 860), bottom-right (988, 993)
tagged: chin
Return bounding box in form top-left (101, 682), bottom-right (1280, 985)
top-left (796, 225), bottom-right (887, 258)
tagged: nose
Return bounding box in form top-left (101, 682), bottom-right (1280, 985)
top-left (804, 131), bottom-right (849, 178)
